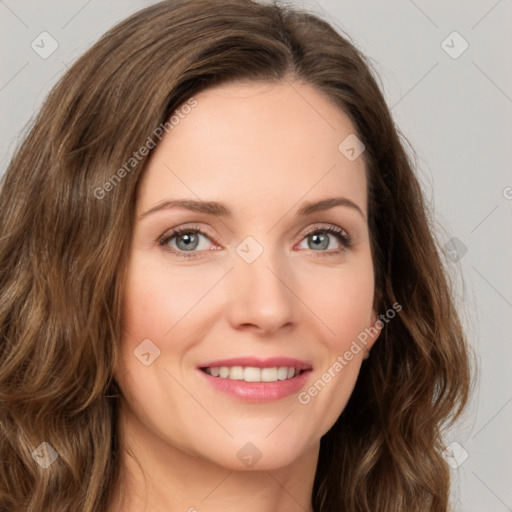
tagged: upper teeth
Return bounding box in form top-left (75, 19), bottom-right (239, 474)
top-left (204, 366), bottom-right (298, 382)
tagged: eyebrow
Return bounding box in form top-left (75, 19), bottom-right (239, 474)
top-left (297, 197), bottom-right (365, 218)
top-left (138, 196), bottom-right (365, 219)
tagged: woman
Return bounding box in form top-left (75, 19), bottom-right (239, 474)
top-left (0, 1), bottom-right (471, 511)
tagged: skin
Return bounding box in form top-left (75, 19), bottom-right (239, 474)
top-left (109, 79), bottom-right (380, 512)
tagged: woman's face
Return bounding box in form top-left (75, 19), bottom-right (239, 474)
top-left (115, 80), bottom-right (379, 471)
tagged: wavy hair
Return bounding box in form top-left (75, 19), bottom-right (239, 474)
top-left (0, 1), bottom-right (471, 510)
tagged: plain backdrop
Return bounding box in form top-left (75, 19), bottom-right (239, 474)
top-left (1, 1), bottom-right (511, 510)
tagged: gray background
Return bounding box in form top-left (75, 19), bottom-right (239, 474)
top-left (1, 1), bottom-right (511, 510)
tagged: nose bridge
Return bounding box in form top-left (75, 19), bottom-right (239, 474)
top-left (226, 237), bottom-right (297, 332)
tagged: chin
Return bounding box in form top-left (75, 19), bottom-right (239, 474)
top-left (189, 433), bottom-right (318, 472)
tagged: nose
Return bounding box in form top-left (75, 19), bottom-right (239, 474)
top-left (224, 246), bottom-right (298, 335)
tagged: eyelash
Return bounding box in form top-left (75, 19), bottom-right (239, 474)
top-left (158, 223), bottom-right (353, 260)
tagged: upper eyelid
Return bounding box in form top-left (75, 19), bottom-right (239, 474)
top-left (159, 224), bottom-right (216, 246)
top-left (161, 223), bottom-right (215, 238)
top-left (301, 224), bottom-right (349, 236)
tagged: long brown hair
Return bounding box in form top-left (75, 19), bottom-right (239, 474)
top-left (0, 1), bottom-right (471, 510)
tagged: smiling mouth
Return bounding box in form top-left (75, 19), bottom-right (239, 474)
top-left (200, 366), bottom-right (308, 383)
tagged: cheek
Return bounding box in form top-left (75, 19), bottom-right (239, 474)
top-left (293, 255), bottom-right (375, 431)
top-left (120, 254), bottom-right (225, 347)
top-left (115, 252), bottom-right (231, 409)
top-left (297, 253), bottom-right (375, 345)
top-left (114, 255), bottom-right (221, 450)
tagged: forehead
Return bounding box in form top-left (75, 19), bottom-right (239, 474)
top-left (138, 80), bottom-right (367, 217)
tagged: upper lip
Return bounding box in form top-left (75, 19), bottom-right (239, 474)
top-left (198, 357), bottom-right (313, 371)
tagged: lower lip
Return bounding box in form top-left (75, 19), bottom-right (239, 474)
top-left (198, 369), bottom-right (312, 403)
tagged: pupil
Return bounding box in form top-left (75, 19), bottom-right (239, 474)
top-left (177, 233), bottom-right (198, 251)
top-left (310, 233), bottom-right (328, 250)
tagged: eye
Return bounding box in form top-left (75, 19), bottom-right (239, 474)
top-left (158, 225), bottom-right (218, 259)
top-left (296, 224), bottom-right (352, 254)
top-left (157, 223), bottom-right (352, 260)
